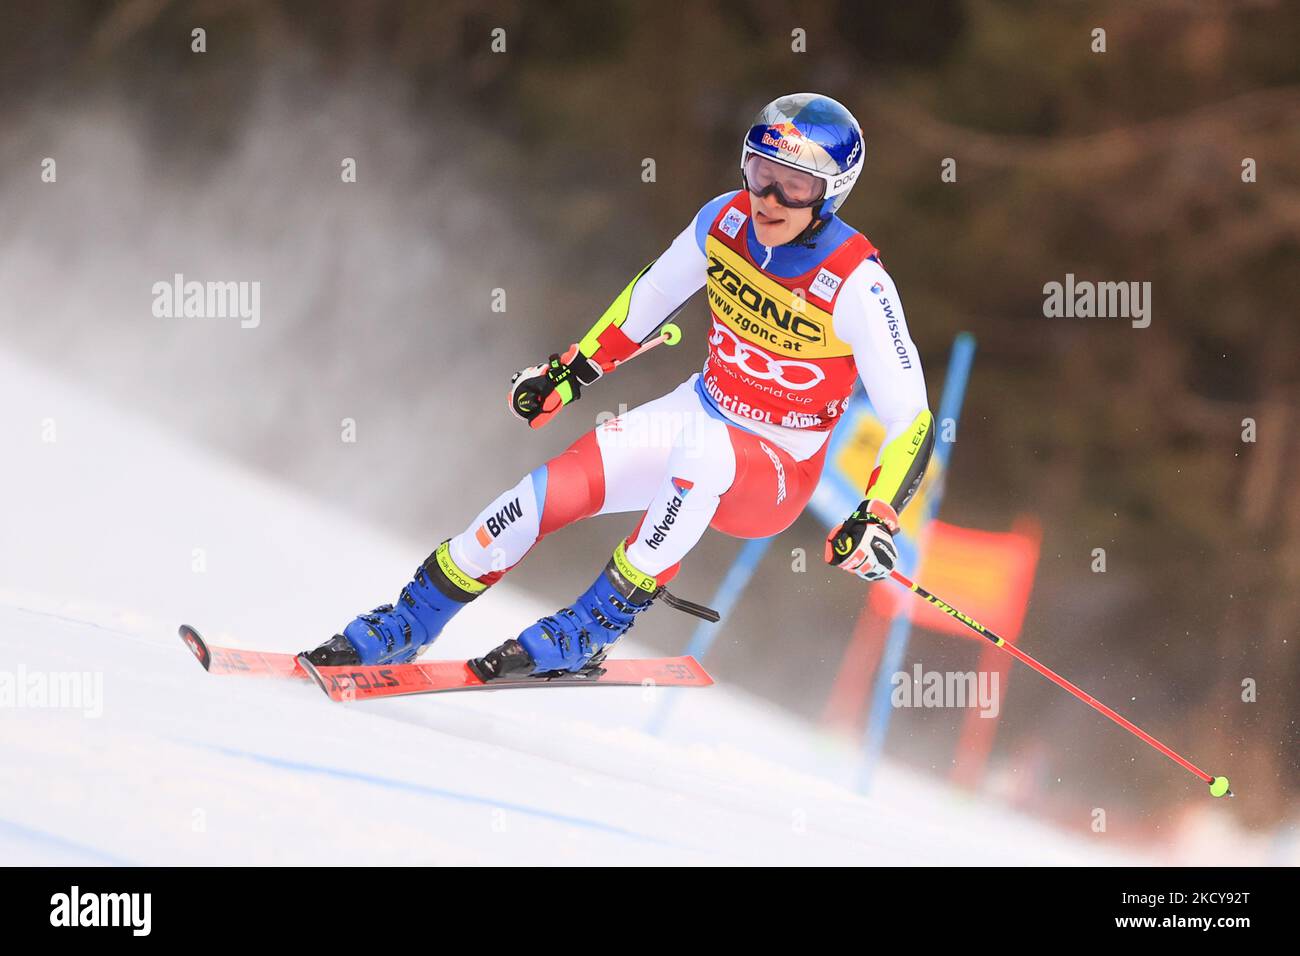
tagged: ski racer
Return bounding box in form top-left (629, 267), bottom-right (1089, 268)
top-left (305, 92), bottom-right (935, 680)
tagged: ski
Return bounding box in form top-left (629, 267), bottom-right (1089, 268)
top-left (179, 624), bottom-right (713, 701)
top-left (179, 624), bottom-right (307, 679)
top-left (296, 653), bottom-right (713, 702)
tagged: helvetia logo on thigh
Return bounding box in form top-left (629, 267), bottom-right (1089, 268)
top-left (49, 886), bottom-right (151, 936)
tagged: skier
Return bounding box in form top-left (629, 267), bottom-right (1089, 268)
top-left (305, 93), bottom-right (935, 680)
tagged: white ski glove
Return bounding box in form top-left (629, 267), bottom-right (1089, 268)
top-left (825, 499), bottom-right (900, 582)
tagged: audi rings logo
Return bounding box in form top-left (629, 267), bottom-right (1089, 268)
top-left (709, 322), bottom-right (826, 391)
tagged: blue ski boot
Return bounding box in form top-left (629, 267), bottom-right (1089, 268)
top-left (305, 540), bottom-right (486, 666)
top-left (468, 542), bottom-right (719, 681)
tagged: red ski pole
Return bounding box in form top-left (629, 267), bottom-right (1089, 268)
top-left (887, 569), bottom-right (1233, 798)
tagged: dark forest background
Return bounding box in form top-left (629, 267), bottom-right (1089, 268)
top-left (0, 1), bottom-right (1296, 834)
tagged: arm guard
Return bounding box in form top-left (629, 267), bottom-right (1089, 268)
top-left (574, 261), bottom-right (657, 373)
top-left (864, 409), bottom-right (935, 516)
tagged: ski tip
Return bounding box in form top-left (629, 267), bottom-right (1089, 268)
top-left (295, 653), bottom-right (334, 699)
top-left (178, 624), bottom-right (212, 671)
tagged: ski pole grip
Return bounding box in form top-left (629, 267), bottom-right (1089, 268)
top-left (615, 322), bottom-right (684, 368)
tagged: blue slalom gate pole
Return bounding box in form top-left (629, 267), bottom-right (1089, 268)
top-left (645, 535), bottom-right (773, 735)
top-left (857, 333), bottom-right (976, 792)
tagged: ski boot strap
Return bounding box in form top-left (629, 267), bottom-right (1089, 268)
top-left (610, 541), bottom-right (720, 623)
top-left (657, 589), bottom-right (720, 623)
top-left (424, 540), bottom-right (489, 602)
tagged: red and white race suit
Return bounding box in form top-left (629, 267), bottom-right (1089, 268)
top-left (447, 190), bottom-right (930, 584)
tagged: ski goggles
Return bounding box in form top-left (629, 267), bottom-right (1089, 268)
top-left (742, 153), bottom-right (826, 208)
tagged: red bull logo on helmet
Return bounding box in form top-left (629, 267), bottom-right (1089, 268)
top-left (760, 122), bottom-right (804, 156)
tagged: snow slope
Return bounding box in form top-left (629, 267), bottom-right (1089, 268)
top-left (0, 348), bottom-right (1160, 865)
